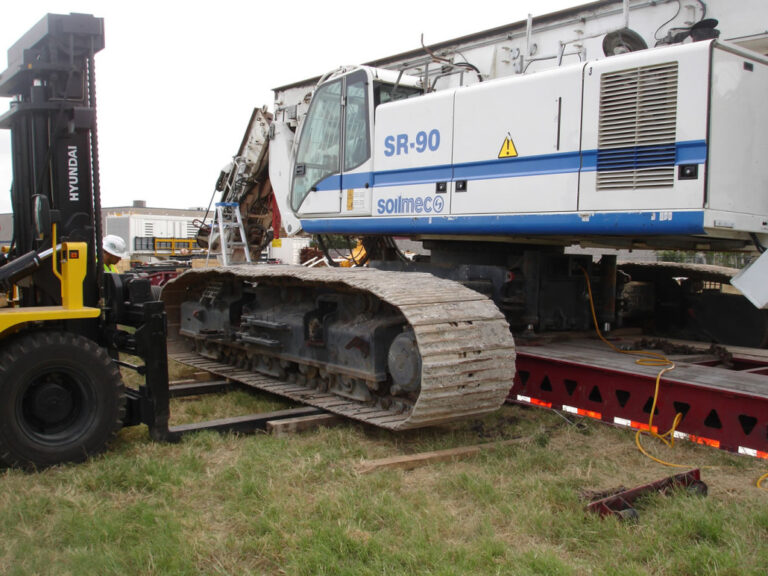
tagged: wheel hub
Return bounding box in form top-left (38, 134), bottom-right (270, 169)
top-left (28, 380), bottom-right (75, 425)
top-left (20, 370), bottom-right (86, 437)
top-left (388, 331), bottom-right (422, 395)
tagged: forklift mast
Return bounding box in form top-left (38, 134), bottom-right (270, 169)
top-left (0, 13), bottom-right (104, 311)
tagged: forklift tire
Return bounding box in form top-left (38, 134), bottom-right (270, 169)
top-left (0, 331), bottom-right (125, 469)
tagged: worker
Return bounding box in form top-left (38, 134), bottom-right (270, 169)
top-left (102, 234), bottom-right (127, 273)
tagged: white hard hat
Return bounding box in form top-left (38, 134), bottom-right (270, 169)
top-left (102, 235), bottom-right (127, 258)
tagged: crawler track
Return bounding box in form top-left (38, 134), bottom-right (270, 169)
top-left (162, 265), bottom-right (516, 430)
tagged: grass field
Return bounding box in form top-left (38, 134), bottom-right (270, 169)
top-left (1, 359), bottom-right (767, 575)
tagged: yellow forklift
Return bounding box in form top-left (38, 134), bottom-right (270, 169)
top-left (0, 14), bottom-right (324, 469)
top-left (0, 14), bottom-right (174, 468)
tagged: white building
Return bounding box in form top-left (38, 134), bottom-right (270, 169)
top-left (104, 201), bottom-right (312, 265)
top-left (103, 201), bottom-right (207, 264)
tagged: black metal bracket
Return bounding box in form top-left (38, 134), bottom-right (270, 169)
top-left (105, 273), bottom-right (331, 442)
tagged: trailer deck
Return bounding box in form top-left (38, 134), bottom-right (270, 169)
top-left (512, 336), bottom-right (768, 458)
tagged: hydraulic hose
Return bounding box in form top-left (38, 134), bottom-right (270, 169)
top-left (0, 247), bottom-right (55, 291)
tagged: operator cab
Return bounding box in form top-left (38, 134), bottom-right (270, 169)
top-left (291, 67), bottom-right (422, 216)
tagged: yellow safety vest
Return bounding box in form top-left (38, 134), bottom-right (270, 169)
top-left (104, 263), bottom-right (118, 273)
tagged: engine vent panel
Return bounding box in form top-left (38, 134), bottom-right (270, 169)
top-left (597, 61), bottom-right (678, 190)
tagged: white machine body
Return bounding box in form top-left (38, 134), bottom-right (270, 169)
top-left (293, 41), bottom-right (768, 251)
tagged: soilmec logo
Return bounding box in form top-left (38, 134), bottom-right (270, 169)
top-left (377, 195), bottom-right (445, 215)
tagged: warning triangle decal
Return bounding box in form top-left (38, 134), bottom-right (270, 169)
top-left (498, 137), bottom-right (518, 159)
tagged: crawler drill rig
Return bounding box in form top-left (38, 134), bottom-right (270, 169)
top-left (3, 2), bottom-right (768, 467)
top-left (168, 1), bottom-right (768, 432)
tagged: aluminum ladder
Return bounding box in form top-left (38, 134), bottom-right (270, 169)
top-left (206, 202), bottom-right (252, 266)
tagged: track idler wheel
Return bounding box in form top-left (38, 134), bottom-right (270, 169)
top-left (388, 331), bottom-right (422, 396)
top-left (0, 331), bottom-right (125, 469)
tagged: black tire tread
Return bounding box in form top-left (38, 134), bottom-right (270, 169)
top-left (0, 330), bottom-right (126, 469)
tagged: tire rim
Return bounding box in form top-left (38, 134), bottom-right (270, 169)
top-left (17, 366), bottom-right (96, 446)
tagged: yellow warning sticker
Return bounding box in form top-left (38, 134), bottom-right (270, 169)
top-left (498, 136), bottom-right (518, 159)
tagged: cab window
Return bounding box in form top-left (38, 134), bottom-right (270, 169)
top-left (291, 79), bottom-right (342, 211)
top-left (373, 82), bottom-right (422, 107)
top-left (344, 71), bottom-right (370, 171)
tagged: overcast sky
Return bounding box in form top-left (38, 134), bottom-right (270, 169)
top-left (0, 0), bottom-right (582, 213)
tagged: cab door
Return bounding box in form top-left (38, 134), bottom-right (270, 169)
top-left (292, 78), bottom-right (343, 215)
top-left (340, 70), bottom-right (373, 216)
top-left (292, 71), bottom-right (375, 217)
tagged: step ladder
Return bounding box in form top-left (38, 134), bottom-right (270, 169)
top-left (206, 202), bottom-right (252, 266)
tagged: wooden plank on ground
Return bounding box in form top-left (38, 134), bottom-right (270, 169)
top-left (168, 379), bottom-right (232, 398)
top-left (355, 436), bottom-right (529, 475)
top-left (266, 413), bottom-right (343, 437)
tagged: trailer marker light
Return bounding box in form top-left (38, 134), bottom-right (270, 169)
top-left (674, 431), bottom-right (720, 448)
top-left (562, 404), bottom-right (602, 419)
top-left (738, 446), bottom-right (768, 459)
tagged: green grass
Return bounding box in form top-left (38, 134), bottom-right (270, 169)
top-left (0, 361), bottom-right (767, 575)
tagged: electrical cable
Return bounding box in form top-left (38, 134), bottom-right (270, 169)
top-left (654, 0), bottom-right (681, 41)
top-left (697, 0), bottom-right (707, 19)
top-left (200, 185), bottom-right (218, 228)
top-left (750, 233), bottom-right (766, 254)
top-left (316, 234), bottom-right (339, 267)
top-left (420, 34), bottom-right (484, 84)
top-left (384, 236), bottom-right (409, 262)
top-left (580, 267), bottom-right (693, 468)
top-left (586, 266), bottom-right (766, 487)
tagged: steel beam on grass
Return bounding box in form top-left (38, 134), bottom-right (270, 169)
top-left (510, 347), bottom-right (768, 459)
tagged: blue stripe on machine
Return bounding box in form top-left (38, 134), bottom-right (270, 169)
top-left (675, 140), bottom-right (707, 164)
top-left (374, 164), bottom-right (453, 186)
top-left (341, 172), bottom-right (373, 188)
top-left (455, 150), bottom-right (582, 180)
top-left (314, 174), bottom-right (341, 191)
top-left (597, 144), bottom-right (676, 171)
top-left (301, 211), bottom-right (706, 236)
top-left (312, 140), bottom-right (707, 190)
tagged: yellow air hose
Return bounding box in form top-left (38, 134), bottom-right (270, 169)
top-left (580, 267), bottom-right (691, 468)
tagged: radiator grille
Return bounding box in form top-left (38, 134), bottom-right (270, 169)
top-left (597, 61), bottom-right (678, 190)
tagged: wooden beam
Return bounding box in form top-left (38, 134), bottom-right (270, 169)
top-left (168, 379), bottom-right (232, 398)
top-left (356, 436), bottom-right (528, 475)
top-left (169, 407), bottom-right (325, 437)
top-left (267, 413), bottom-right (342, 437)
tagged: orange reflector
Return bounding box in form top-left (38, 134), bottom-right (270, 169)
top-left (516, 395), bottom-right (552, 409)
top-left (690, 435), bottom-right (720, 448)
top-left (634, 422), bottom-right (659, 434)
top-left (674, 430), bottom-right (720, 448)
top-left (613, 417), bottom-right (658, 434)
